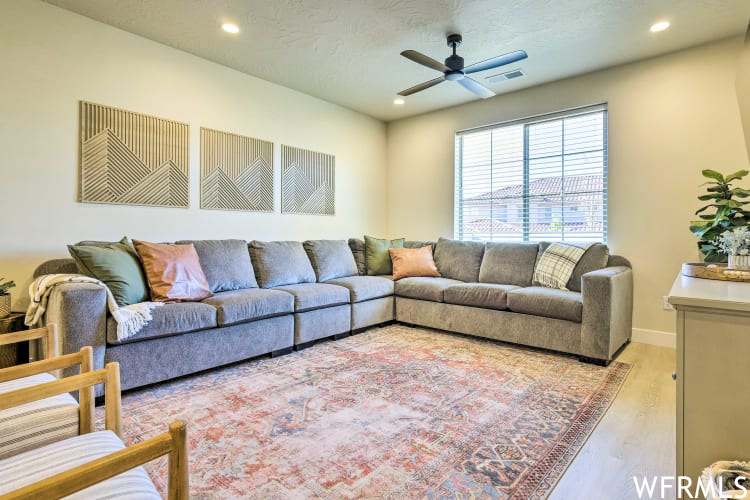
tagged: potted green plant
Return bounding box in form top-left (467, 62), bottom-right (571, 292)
top-left (689, 169), bottom-right (750, 262)
top-left (0, 278), bottom-right (15, 319)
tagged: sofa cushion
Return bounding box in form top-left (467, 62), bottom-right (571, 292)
top-left (433, 238), bottom-right (485, 283)
top-left (132, 240), bottom-right (213, 302)
top-left (176, 239), bottom-right (257, 292)
top-left (394, 277), bottom-right (465, 303)
top-left (479, 242), bottom-right (540, 287)
top-left (507, 286), bottom-right (583, 323)
top-left (538, 242), bottom-right (609, 292)
top-left (107, 302), bottom-right (218, 345)
top-left (444, 283), bottom-right (521, 310)
top-left (348, 238), bottom-right (367, 275)
top-left (249, 241), bottom-right (316, 288)
top-left (303, 240), bottom-right (358, 282)
top-left (364, 236), bottom-right (405, 276)
top-left (325, 276), bottom-right (394, 303)
top-left (0, 373), bottom-right (79, 461)
top-left (202, 289), bottom-right (294, 326)
top-left (67, 238), bottom-right (148, 307)
top-left (0, 430), bottom-right (160, 499)
top-left (405, 240), bottom-right (435, 249)
top-left (272, 283), bottom-right (350, 312)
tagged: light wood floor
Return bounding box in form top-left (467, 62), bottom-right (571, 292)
top-left (550, 342), bottom-right (676, 499)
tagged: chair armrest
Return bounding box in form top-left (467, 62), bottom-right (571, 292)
top-left (0, 363), bottom-right (121, 438)
top-left (581, 266), bottom-right (633, 361)
top-left (2, 420), bottom-right (188, 500)
top-left (0, 346), bottom-right (95, 434)
top-left (43, 283), bottom-right (108, 377)
top-left (0, 325), bottom-right (58, 359)
top-left (0, 345), bottom-right (92, 382)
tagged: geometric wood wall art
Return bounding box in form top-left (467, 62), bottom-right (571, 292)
top-left (200, 128), bottom-right (273, 212)
top-left (281, 145), bottom-right (335, 215)
top-left (79, 101), bottom-right (189, 208)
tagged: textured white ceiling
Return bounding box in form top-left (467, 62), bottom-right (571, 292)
top-left (44, 0), bottom-right (750, 122)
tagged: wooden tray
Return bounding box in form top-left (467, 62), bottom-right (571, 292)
top-left (681, 262), bottom-right (750, 282)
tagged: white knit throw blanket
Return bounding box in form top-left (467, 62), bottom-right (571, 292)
top-left (25, 274), bottom-right (163, 341)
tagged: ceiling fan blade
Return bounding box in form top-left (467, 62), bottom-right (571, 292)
top-left (463, 50), bottom-right (528, 74)
top-left (401, 50), bottom-right (449, 72)
top-left (457, 77), bottom-right (495, 98)
top-left (398, 77), bottom-right (445, 96)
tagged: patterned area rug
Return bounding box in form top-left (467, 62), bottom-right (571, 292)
top-left (115, 326), bottom-right (630, 499)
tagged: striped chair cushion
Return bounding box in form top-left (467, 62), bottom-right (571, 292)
top-left (0, 430), bottom-right (160, 499)
top-left (0, 373), bottom-right (79, 460)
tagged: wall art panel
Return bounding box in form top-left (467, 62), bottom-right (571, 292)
top-left (79, 101), bottom-right (189, 208)
top-left (200, 128), bottom-right (273, 211)
top-left (281, 145), bottom-right (335, 215)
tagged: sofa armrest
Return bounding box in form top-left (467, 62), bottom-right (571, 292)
top-left (581, 266), bottom-right (633, 361)
top-left (44, 283), bottom-right (107, 377)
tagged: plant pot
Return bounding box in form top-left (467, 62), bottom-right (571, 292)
top-left (728, 254), bottom-right (750, 270)
top-left (0, 294), bottom-right (10, 319)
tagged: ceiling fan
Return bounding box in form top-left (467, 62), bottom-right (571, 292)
top-left (398, 34), bottom-right (527, 99)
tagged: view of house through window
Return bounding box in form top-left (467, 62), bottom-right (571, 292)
top-left (455, 104), bottom-right (608, 242)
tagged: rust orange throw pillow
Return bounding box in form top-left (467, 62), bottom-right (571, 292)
top-left (132, 240), bottom-right (212, 302)
top-left (389, 245), bottom-right (441, 280)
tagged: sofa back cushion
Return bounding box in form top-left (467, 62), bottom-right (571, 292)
top-left (364, 236), bottom-right (405, 276)
top-left (33, 258), bottom-right (78, 278)
top-left (303, 240), bottom-right (358, 282)
top-left (68, 237), bottom-right (149, 307)
top-left (348, 239), bottom-right (367, 275)
top-left (176, 239), bottom-right (257, 292)
top-left (404, 240), bottom-right (435, 249)
top-left (350, 238), bottom-right (434, 276)
top-left (132, 240), bottom-right (213, 302)
top-left (249, 241), bottom-right (316, 288)
top-left (478, 242), bottom-right (540, 287)
top-left (607, 254), bottom-right (631, 268)
top-left (433, 237), bottom-right (485, 283)
top-left (537, 242), bottom-right (610, 292)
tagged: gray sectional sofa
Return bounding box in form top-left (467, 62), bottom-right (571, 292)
top-left (32, 237), bottom-right (633, 393)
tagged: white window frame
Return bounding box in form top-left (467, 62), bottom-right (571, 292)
top-left (454, 103), bottom-right (608, 243)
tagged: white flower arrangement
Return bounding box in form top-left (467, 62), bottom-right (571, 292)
top-left (715, 226), bottom-right (750, 256)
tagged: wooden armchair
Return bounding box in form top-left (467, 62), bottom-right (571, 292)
top-left (0, 325), bottom-right (96, 459)
top-left (0, 323), bottom-right (59, 363)
top-left (0, 363), bottom-right (188, 499)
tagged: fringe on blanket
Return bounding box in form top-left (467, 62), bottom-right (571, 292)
top-left (26, 274), bottom-right (163, 341)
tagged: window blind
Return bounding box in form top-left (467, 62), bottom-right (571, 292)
top-left (454, 104), bottom-right (608, 243)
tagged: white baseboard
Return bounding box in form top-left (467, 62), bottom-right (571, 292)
top-left (631, 328), bottom-right (676, 348)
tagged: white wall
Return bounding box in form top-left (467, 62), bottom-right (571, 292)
top-left (386, 37), bottom-right (749, 335)
top-left (0, 0), bottom-right (387, 310)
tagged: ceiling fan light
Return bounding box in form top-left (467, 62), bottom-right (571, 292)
top-left (393, 98), bottom-right (405, 105)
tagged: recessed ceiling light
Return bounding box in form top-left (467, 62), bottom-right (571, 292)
top-left (650, 20), bottom-right (670, 33)
top-left (221, 23), bottom-right (240, 34)
top-left (393, 98), bottom-right (405, 105)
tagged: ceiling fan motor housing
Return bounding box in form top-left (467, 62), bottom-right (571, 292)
top-left (446, 33), bottom-right (463, 47)
top-left (445, 34), bottom-right (464, 71)
top-left (445, 54), bottom-right (464, 71)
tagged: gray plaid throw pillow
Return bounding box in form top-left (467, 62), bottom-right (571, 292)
top-left (533, 242), bottom-right (595, 290)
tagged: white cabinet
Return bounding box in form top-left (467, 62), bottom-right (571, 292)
top-left (669, 276), bottom-right (750, 482)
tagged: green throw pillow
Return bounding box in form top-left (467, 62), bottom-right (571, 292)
top-left (364, 235), bottom-right (405, 276)
top-left (68, 237), bottom-right (149, 307)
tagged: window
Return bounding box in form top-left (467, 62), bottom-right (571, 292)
top-left (455, 104), bottom-right (607, 242)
